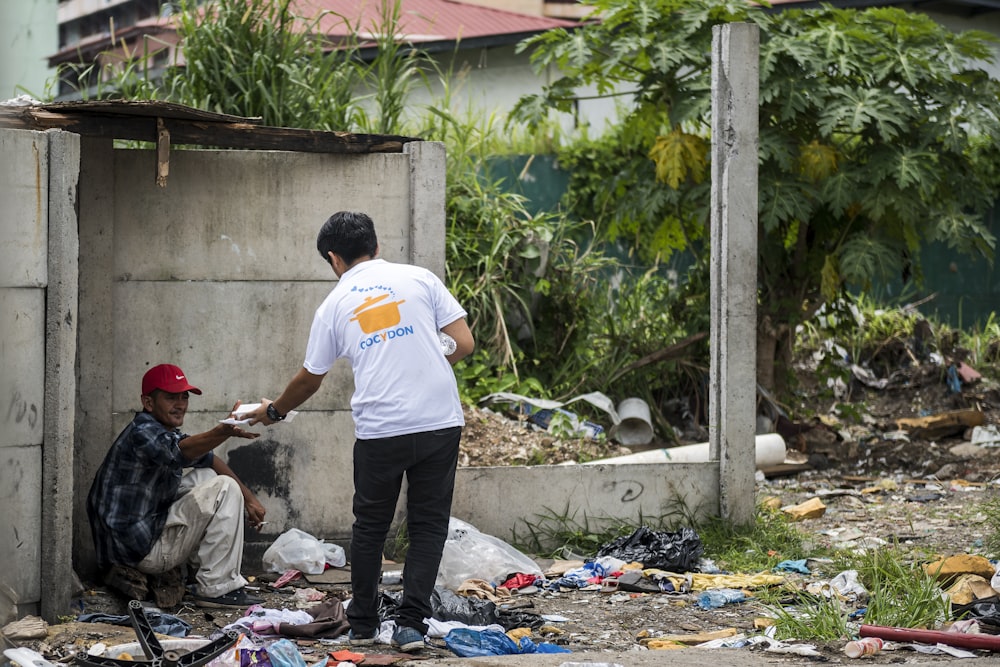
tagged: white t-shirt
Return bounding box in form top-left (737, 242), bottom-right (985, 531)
top-left (303, 258), bottom-right (467, 439)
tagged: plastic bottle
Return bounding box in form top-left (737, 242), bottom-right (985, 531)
top-left (439, 331), bottom-right (457, 355)
top-left (696, 587), bottom-right (746, 609)
top-left (844, 636), bottom-right (882, 658)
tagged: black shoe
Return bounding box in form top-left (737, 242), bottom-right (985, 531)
top-left (192, 587), bottom-right (263, 609)
top-left (348, 629), bottom-right (378, 646)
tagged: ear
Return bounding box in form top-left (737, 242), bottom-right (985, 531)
top-left (140, 394), bottom-right (154, 412)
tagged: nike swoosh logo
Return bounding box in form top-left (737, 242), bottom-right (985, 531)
top-left (175, 375), bottom-right (184, 380)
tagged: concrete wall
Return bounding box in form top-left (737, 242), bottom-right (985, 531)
top-left (0, 127), bottom-right (78, 621)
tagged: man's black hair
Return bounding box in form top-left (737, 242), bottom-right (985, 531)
top-left (317, 211), bottom-right (378, 266)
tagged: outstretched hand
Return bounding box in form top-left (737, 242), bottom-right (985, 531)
top-left (244, 399), bottom-right (275, 426)
top-left (218, 401), bottom-right (260, 439)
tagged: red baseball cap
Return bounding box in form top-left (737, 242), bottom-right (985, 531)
top-left (141, 364), bottom-right (203, 396)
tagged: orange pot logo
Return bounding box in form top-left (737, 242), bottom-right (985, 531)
top-left (350, 294), bottom-right (406, 333)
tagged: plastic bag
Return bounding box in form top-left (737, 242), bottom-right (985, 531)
top-left (436, 518), bottom-right (542, 590)
top-left (263, 529), bottom-right (341, 575)
top-left (430, 587), bottom-right (499, 627)
top-left (595, 526), bottom-right (703, 571)
top-left (263, 640), bottom-right (307, 667)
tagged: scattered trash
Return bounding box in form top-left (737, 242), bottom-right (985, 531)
top-left (861, 623), bottom-right (1000, 652)
top-left (4, 647), bottom-right (58, 667)
top-left (972, 424), bottom-right (1000, 447)
top-left (443, 628), bottom-right (570, 657)
top-left (609, 397), bottom-right (653, 446)
top-left (582, 433), bottom-right (786, 469)
top-left (894, 409), bottom-right (984, 440)
top-left (830, 570), bottom-right (868, 601)
top-left (843, 636), bottom-right (882, 658)
top-left (262, 529), bottom-right (346, 576)
top-left (780, 497), bottom-right (826, 521)
top-left (379, 570), bottom-right (402, 585)
top-left (436, 518), bottom-right (542, 590)
top-left (479, 392), bottom-right (614, 440)
top-left (696, 588), bottom-right (746, 610)
top-left (772, 559), bottom-right (810, 574)
top-left (923, 554), bottom-right (995, 583)
top-left (595, 526), bottom-right (703, 571)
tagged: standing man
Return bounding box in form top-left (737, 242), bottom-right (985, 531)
top-left (246, 211), bottom-right (474, 652)
top-left (88, 363), bottom-right (266, 609)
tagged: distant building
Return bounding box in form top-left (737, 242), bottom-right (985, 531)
top-left (48, 0), bottom-right (622, 131)
top-left (0, 0), bottom-right (59, 99)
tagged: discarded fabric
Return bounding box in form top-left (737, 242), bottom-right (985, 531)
top-left (78, 612), bottom-right (191, 637)
top-left (443, 628), bottom-right (570, 657)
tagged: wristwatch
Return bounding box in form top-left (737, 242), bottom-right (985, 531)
top-left (266, 403), bottom-right (286, 422)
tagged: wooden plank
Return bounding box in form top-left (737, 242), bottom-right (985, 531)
top-left (0, 107), bottom-right (419, 154)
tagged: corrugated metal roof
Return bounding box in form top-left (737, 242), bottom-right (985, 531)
top-left (294, 0), bottom-right (581, 42)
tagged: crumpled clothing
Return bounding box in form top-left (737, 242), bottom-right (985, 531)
top-left (425, 618), bottom-right (504, 639)
top-left (225, 608), bottom-right (314, 636)
top-left (773, 559), bottom-right (811, 574)
top-left (548, 561), bottom-right (609, 589)
top-left (457, 579), bottom-right (512, 603)
top-left (498, 573), bottom-right (540, 591)
top-left (277, 598), bottom-right (350, 639)
top-left (78, 611), bottom-right (191, 637)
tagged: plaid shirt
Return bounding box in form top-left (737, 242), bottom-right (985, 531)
top-left (87, 411), bottom-right (213, 570)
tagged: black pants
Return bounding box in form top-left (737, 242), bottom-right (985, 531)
top-left (346, 426), bottom-right (461, 635)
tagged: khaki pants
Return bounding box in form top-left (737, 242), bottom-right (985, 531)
top-left (136, 468), bottom-right (247, 598)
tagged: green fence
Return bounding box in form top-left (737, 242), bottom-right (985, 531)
top-left (488, 154), bottom-right (1000, 330)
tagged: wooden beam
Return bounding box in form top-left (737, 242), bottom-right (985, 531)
top-left (0, 107), bottom-right (419, 154)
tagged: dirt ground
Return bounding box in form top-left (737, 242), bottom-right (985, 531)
top-left (8, 353), bottom-right (1000, 665)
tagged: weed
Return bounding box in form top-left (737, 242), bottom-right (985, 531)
top-left (698, 505), bottom-right (813, 573)
top-left (765, 592), bottom-right (852, 641)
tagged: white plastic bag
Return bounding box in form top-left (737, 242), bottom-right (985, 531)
top-left (435, 517), bottom-right (541, 590)
top-left (263, 528), bottom-right (344, 575)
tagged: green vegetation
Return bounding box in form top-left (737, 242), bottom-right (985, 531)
top-left (515, 0), bottom-right (1000, 392)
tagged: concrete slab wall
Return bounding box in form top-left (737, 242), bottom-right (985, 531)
top-left (0, 128), bottom-right (63, 620)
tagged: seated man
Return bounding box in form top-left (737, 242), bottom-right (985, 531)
top-left (87, 364), bottom-right (266, 608)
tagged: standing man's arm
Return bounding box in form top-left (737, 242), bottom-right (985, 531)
top-left (246, 367), bottom-right (326, 426)
top-left (441, 318), bottom-right (475, 365)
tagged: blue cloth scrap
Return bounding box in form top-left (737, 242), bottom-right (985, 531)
top-left (444, 628), bottom-right (570, 657)
top-left (773, 559), bottom-right (811, 574)
top-left (78, 611), bottom-right (191, 637)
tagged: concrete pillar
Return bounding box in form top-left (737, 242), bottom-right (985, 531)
top-left (41, 129), bottom-right (79, 621)
top-left (709, 23), bottom-right (759, 527)
top-left (404, 141), bottom-right (447, 277)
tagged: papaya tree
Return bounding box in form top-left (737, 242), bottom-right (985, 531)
top-left (513, 0), bottom-right (1000, 390)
